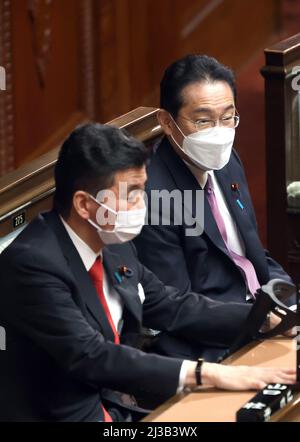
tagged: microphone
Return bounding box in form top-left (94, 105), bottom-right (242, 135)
top-left (219, 279), bottom-right (298, 362)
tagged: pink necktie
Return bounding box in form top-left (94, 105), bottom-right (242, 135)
top-left (205, 174), bottom-right (260, 297)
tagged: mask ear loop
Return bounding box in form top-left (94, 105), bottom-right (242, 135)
top-left (88, 193), bottom-right (118, 215)
top-left (87, 193), bottom-right (118, 231)
top-left (168, 114), bottom-right (187, 153)
top-left (87, 217), bottom-right (103, 231)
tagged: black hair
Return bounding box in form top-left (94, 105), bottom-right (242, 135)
top-left (160, 54), bottom-right (236, 117)
top-left (53, 123), bottom-right (148, 217)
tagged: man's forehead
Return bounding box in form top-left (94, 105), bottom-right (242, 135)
top-left (180, 81), bottom-right (234, 110)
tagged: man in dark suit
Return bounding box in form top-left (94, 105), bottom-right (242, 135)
top-left (134, 54), bottom-right (292, 361)
top-left (0, 123), bottom-right (294, 422)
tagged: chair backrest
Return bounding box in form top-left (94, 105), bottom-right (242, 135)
top-left (0, 106), bottom-right (162, 251)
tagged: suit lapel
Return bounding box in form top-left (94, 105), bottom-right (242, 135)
top-left (215, 165), bottom-right (254, 241)
top-left (103, 247), bottom-right (141, 323)
top-left (44, 211), bottom-right (115, 341)
top-left (215, 165), bottom-right (268, 278)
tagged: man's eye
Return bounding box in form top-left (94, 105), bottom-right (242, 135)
top-left (196, 119), bottom-right (210, 125)
top-left (222, 115), bottom-right (234, 121)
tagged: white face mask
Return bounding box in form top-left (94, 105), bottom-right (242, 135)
top-left (171, 119), bottom-right (235, 171)
top-left (88, 196), bottom-right (147, 245)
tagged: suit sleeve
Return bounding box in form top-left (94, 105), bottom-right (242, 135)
top-left (135, 250), bottom-right (252, 347)
top-left (0, 247), bottom-right (183, 401)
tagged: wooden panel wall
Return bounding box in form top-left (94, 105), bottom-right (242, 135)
top-left (0, 0), bottom-right (15, 175)
top-left (96, 0), bottom-right (280, 121)
top-left (0, 0), bottom-right (280, 173)
top-left (0, 0), bottom-right (97, 174)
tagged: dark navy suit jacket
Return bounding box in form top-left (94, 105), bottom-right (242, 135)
top-left (134, 137), bottom-right (291, 361)
top-left (0, 210), bottom-right (251, 421)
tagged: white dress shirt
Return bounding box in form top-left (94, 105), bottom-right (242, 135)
top-left (60, 216), bottom-right (189, 392)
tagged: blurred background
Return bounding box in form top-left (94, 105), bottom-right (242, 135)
top-left (0, 0), bottom-right (299, 245)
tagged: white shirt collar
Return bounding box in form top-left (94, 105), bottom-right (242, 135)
top-left (60, 216), bottom-right (101, 271)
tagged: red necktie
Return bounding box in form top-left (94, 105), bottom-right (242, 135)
top-left (89, 257), bottom-right (120, 422)
top-left (89, 257), bottom-right (120, 345)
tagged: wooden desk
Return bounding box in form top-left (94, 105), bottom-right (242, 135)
top-left (144, 338), bottom-right (300, 422)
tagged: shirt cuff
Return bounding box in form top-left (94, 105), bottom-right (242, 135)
top-left (177, 360), bottom-right (192, 394)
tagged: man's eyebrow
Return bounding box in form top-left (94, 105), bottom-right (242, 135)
top-left (192, 104), bottom-right (235, 114)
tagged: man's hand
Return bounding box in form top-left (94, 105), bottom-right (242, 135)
top-left (269, 312), bottom-right (297, 337)
top-left (185, 361), bottom-right (296, 390)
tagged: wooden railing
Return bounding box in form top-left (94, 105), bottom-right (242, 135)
top-left (0, 107), bottom-right (162, 240)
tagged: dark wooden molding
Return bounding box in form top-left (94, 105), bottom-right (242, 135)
top-left (27, 0), bottom-right (54, 87)
top-left (264, 32), bottom-right (300, 67)
top-left (79, 0), bottom-right (96, 119)
top-left (0, 0), bottom-right (15, 176)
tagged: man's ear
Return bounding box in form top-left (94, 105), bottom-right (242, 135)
top-left (157, 109), bottom-right (174, 136)
top-left (73, 191), bottom-right (92, 220)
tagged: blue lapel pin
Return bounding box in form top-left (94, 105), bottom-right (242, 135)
top-left (114, 266), bottom-right (134, 284)
top-left (236, 199), bottom-right (244, 210)
top-left (114, 272), bottom-right (123, 284)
